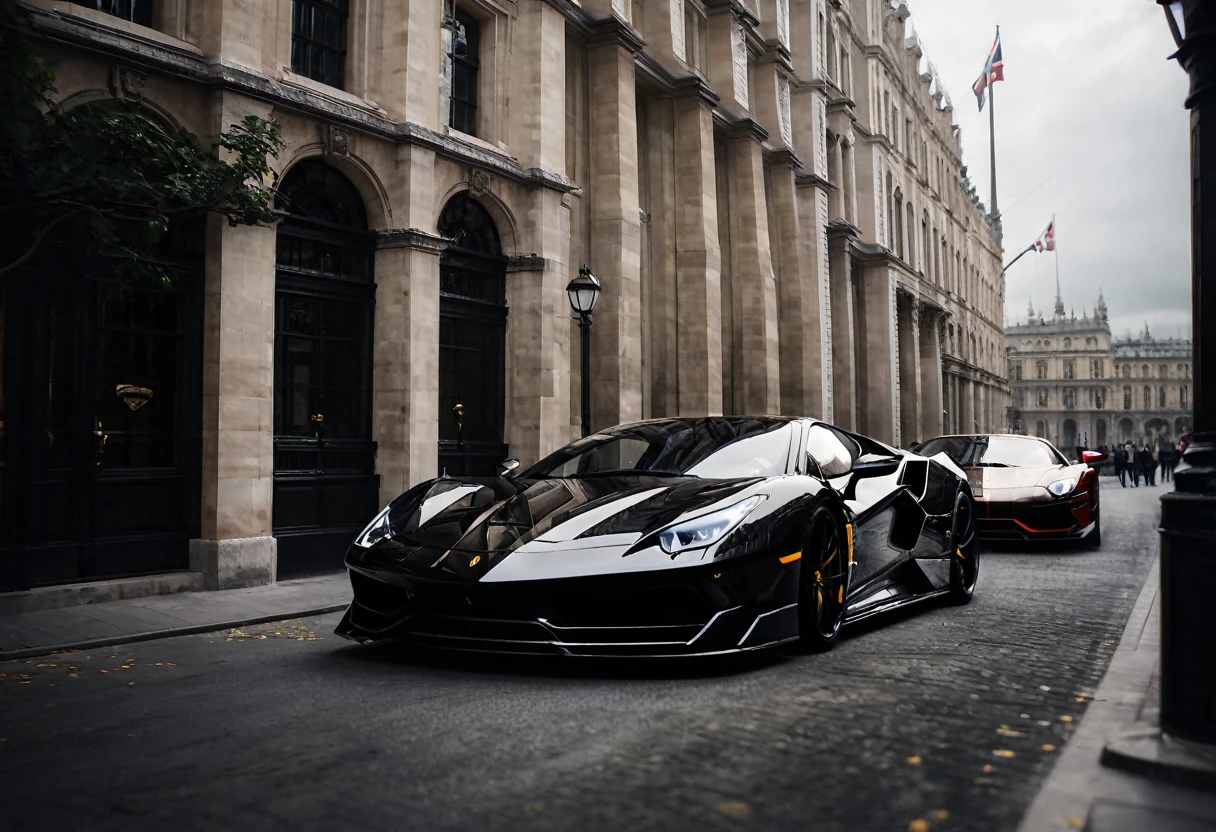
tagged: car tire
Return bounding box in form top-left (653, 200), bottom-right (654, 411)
top-left (1087, 510), bottom-right (1102, 549)
top-left (949, 488), bottom-right (979, 605)
top-left (798, 505), bottom-right (851, 653)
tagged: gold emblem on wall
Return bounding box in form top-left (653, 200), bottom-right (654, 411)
top-left (115, 385), bottom-right (153, 411)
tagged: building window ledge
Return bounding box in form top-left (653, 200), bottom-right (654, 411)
top-left (22, 0), bottom-right (203, 60)
top-left (280, 70), bottom-right (387, 119)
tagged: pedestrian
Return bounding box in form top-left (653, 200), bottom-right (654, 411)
top-left (1129, 441), bottom-right (1141, 487)
top-left (1140, 444), bottom-right (1157, 487)
top-left (1114, 443), bottom-right (1128, 487)
top-left (1163, 442), bottom-right (1178, 483)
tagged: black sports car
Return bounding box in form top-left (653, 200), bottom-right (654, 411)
top-left (337, 417), bottom-right (979, 657)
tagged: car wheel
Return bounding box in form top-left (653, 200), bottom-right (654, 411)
top-left (949, 489), bottom-right (979, 605)
top-left (799, 505), bottom-right (850, 652)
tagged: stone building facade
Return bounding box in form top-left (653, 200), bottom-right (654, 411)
top-left (0, 0), bottom-right (1006, 593)
top-left (1006, 292), bottom-right (1192, 450)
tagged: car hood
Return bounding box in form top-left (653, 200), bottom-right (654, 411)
top-left (384, 474), bottom-right (763, 555)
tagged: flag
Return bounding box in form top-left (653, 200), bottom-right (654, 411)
top-left (972, 28), bottom-right (1005, 111)
top-left (1034, 220), bottom-right (1055, 252)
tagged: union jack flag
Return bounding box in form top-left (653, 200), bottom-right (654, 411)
top-left (973, 29), bottom-right (1004, 111)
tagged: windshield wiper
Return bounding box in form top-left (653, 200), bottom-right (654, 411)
top-left (563, 469), bottom-right (690, 478)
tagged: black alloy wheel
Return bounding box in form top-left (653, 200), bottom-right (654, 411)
top-left (799, 506), bottom-right (851, 652)
top-left (949, 488), bottom-right (979, 604)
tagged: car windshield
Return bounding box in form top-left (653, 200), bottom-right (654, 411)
top-left (521, 419), bottom-right (796, 480)
top-left (917, 436), bottom-right (1061, 468)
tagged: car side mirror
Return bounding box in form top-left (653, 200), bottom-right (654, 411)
top-left (851, 455), bottom-right (901, 478)
top-left (1081, 450), bottom-right (1106, 467)
top-left (499, 458), bottom-right (521, 478)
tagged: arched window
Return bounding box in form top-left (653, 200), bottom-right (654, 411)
top-left (273, 159), bottom-right (376, 574)
top-left (436, 192), bottom-right (508, 476)
top-left (1142, 364), bottom-right (1150, 377)
top-left (1159, 387), bottom-right (1167, 408)
top-left (1158, 364), bottom-right (1168, 378)
top-left (1124, 386), bottom-right (1132, 410)
top-left (1123, 364), bottom-right (1131, 378)
top-left (1143, 385), bottom-right (1152, 409)
top-left (1036, 361), bottom-right (1047, 380)
top-left (1063, 337), bottom-right (1072, 349)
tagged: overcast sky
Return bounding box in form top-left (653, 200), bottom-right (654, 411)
top-left (904, 0), bottom-right (1191, 340)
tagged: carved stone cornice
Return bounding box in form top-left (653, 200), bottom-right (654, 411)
top-left (763, 147), bottom-right (802, 170)
top-left (795, 171), bottom-right (836, 191)
top-left (584, 15), bottom-right (646, 54)
top-left (727, 117), bottom-right (769, 143)
top-left (668, 74), bottom-right (722, 108)
top-left (826, 219), bottom-right (862, 241)
top-left (376, 229), bottom-right (448, 253)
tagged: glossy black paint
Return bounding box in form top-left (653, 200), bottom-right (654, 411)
top-left (337, 417), bottom-right (975, 656)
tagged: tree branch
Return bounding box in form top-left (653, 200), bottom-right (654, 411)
top-left (0, 209), bottom-right (81, 278)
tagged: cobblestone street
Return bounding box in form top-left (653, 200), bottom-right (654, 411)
top-left (0, 484), bottom-right (1162, 832)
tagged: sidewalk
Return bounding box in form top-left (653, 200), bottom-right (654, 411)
top-left (1017, 556), bottom-right (1216, 832)
top-left (0, 573), bottom-right (351, 660)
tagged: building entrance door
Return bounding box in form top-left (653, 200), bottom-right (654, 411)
top-left (436, 194), bottom-right (508, 476)
top-left (272, 161), bottom-right (378, 576)
top-left (0, 227), bottom-right (203, 589)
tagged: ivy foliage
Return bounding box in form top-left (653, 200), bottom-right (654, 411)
top-left (0, 0), bottom-right (285, 286)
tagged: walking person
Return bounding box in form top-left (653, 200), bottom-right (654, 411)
top-left (1163, 442), bottom-right (1178, 483)
top-left (1129, 441), bottom-right (1141, 487)
top-left (1141, 444), bottom-right (1157, 487)
top-left (1114, 443), bottom-right (1128, 487)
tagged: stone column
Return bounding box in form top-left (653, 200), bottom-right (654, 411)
top-left (898, 294), bottom-right (922, 446)
top-left (858, 261), bottom-right (900, 445)
top-left (673, 91), bottom-right (724, 416)
top-left (588, 38), bottom-right (644, 429)
top-left (193, 214), bottom-right (276, 590)
top-left (373, 230), bottom-right (442, 503)
top-left (827, 137), bottom-right (844, 219)
top-left (770, 159), bottom-right (819, 417)
top-left (919, 312), bottom-right (945, 439)
top-left (841, 139), bottom-right (858, 227)
top-left (728, 128), bottom-right (781, 415)
top-left (827, 222), bottom-right (858, 430)
top-left (961, 376), bottom-right (975, 434)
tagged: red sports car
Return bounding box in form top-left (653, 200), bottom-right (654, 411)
top-left (913, 435), bottom-right (1104, 547)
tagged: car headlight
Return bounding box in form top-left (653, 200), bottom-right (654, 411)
top-left (354, 507), bottom-right (392, 548)
top-left (657, 495), bottom-right (765, 555)
top-left (1047, 478), bottom-right (1078, 498)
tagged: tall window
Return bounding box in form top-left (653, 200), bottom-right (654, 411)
top-left (1159, 364), bottom-right (1169, 378)
top-left (1096, 388), bottom-right (1106, 409)
top-left (1182, 386), bottom-right (1188, 408)
top-left (1159, 387), bottom-right (1167, 408)
top-left (1063, 388), bottom-right (1076, 410)
top-left (1037, 388), bottom-right (1048, 407)
top-left (71, 0), bottom-right (152, 25)
top-left (291, 0), bottom-right (349, 89)
top-left (1124, 386), bottom-right (1132, 410)
top-left (1123, 364), bottom-right (1131, 378)
top-left (1064, 359), bottom-right (1075, 379)
top-left (449, 9), bottom-right (481, 135)
top-left (1143, 386), bottom-right (1152, 409)
top-left (1014, 362), bottom-right (1023, 381)
top-left (1036, 361), bottom-right (1048, 380)
top-left (685, 2), bottom-right (708, 73)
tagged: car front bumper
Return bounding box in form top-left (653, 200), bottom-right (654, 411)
top-left (974, 490), bottom-right (1097, 541)
top-left (335, 548), bottom-right (803, 657)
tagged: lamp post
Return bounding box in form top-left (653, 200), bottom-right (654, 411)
top-left (566, 265), bottom-right (601, 438)
top-left (1156, 0), bottom-right (1216, 745)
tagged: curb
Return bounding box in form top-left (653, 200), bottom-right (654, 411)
top-left (0, 602), bottom-right (350, 662)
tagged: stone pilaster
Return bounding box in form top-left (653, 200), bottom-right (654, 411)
top-left (588, 39), bottom-right (644, 429)
top-left (507, 1), bottom-right (566, 172)
top-left (898, 293), bottom-right (922, 446)
top-left (193, 213), bottom-right (276, 590)
top-left (772, 161), bottom-right (824, 418)
top-left (919, 312), bottom-right (945, 439)
top-left (827, 221), bottom-right (859, 430)
top-left (857, 260), bottom-right (900, 445)
top-left (673, 92), bottom-right (724, 416)
top-left (728, 129), bottom-right (781, 415)
top-left (962, 375), bottom-right (976, 434)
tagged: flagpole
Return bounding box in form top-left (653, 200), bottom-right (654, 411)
top-left (1053, 213), bottom-right (1061, 302)
top-left (989, 24), bottom-right (1001, 229)
top-left (1002, 243), bottom-right (1035, 273)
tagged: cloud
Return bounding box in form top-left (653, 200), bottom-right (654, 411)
top-left (905, 0), bottom-right (1191, 338)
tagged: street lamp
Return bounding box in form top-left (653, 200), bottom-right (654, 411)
top-left (566, 265), bottom-right (600, 438)
top-left (1155, 0), bottom-right (1216, 747)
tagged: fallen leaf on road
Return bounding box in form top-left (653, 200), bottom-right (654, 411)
top-left (907, 755), bottom-right (922, 765)
top-left (1059, 715), bottom-right (1073, 723)
top-left (127, 682), bottom-right (134, 687)
top-left (934, 810), bottom-right (950, 821)
top-left (1036, 720), bottom-right (1051, 727)
top-left (909, 819), bottom-right (930, 832)
top-left (993, 749), bottom-right (1015, 758)
top-left (1042, 744), bottom-right (1057, 752)
top-left (996, 727), bottom-right (1024, 738)
top-left (99, 669), bottom-right (108, 674)
top-left (982, 764), bottom-right (994, 773)
top-left (1020, 713), bottom-right (1029, 719)
top-left (167, 663), bottom-right (176, 668)
top-left (716, 801), bottom-right (750, 818)
top-left (20, 680), bottom-right (30, 685)
top-left (1040, 685), bottom-right (1051, 692)
top-left (1067, 817), bottom-right (1083, 829)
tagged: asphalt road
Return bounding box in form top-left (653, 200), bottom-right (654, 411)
top-left (0, 483), bottom-right (1162, 832)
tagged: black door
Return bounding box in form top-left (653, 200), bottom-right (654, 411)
top-left (272, 161), bottom-right (378, 576)
top-left (0, 227), bottom-right (203, 589)
top-left (437, 194), bottom-right (508, 476)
